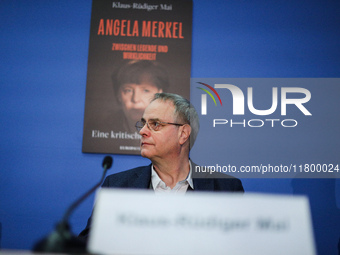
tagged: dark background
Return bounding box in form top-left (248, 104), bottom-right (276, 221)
top-left (0, 0), bottom-right (339, 254)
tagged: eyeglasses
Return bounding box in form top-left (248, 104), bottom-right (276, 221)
top-left (135, 119), bottom-right (185, 132)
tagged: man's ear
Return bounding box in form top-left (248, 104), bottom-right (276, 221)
top-left (178, 124), bottom-right (191, 145)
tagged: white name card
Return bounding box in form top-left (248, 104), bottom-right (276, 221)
top-left (88, 189), bottom-right (316, 255)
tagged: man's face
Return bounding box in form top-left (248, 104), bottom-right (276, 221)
top-left (139, 99), bottom-right (182, 161)
top-left (119, 83), bottom-right (162, 122)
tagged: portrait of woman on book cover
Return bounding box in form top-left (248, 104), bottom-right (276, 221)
top-left (111, 60), bottom-right (169, 133)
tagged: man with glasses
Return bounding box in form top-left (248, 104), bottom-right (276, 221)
top-left (103, 92), bottom-right (243, 193)
top-left (79, 93), bottom-right (243, 239)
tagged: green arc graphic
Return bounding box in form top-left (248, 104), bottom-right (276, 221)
top-left (197, 87), bottom-right (217, 106)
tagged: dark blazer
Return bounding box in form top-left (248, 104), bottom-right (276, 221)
top-left (101, 164), bottom-right (244, 192)
top-left (79, 164), bottom-right (244, 239)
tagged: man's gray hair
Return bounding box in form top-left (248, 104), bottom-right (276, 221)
top-left (152, 93), bottom-right (199, 150)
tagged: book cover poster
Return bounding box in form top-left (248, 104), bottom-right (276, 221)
top-left (82, 0), bottom-right (192, 155)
